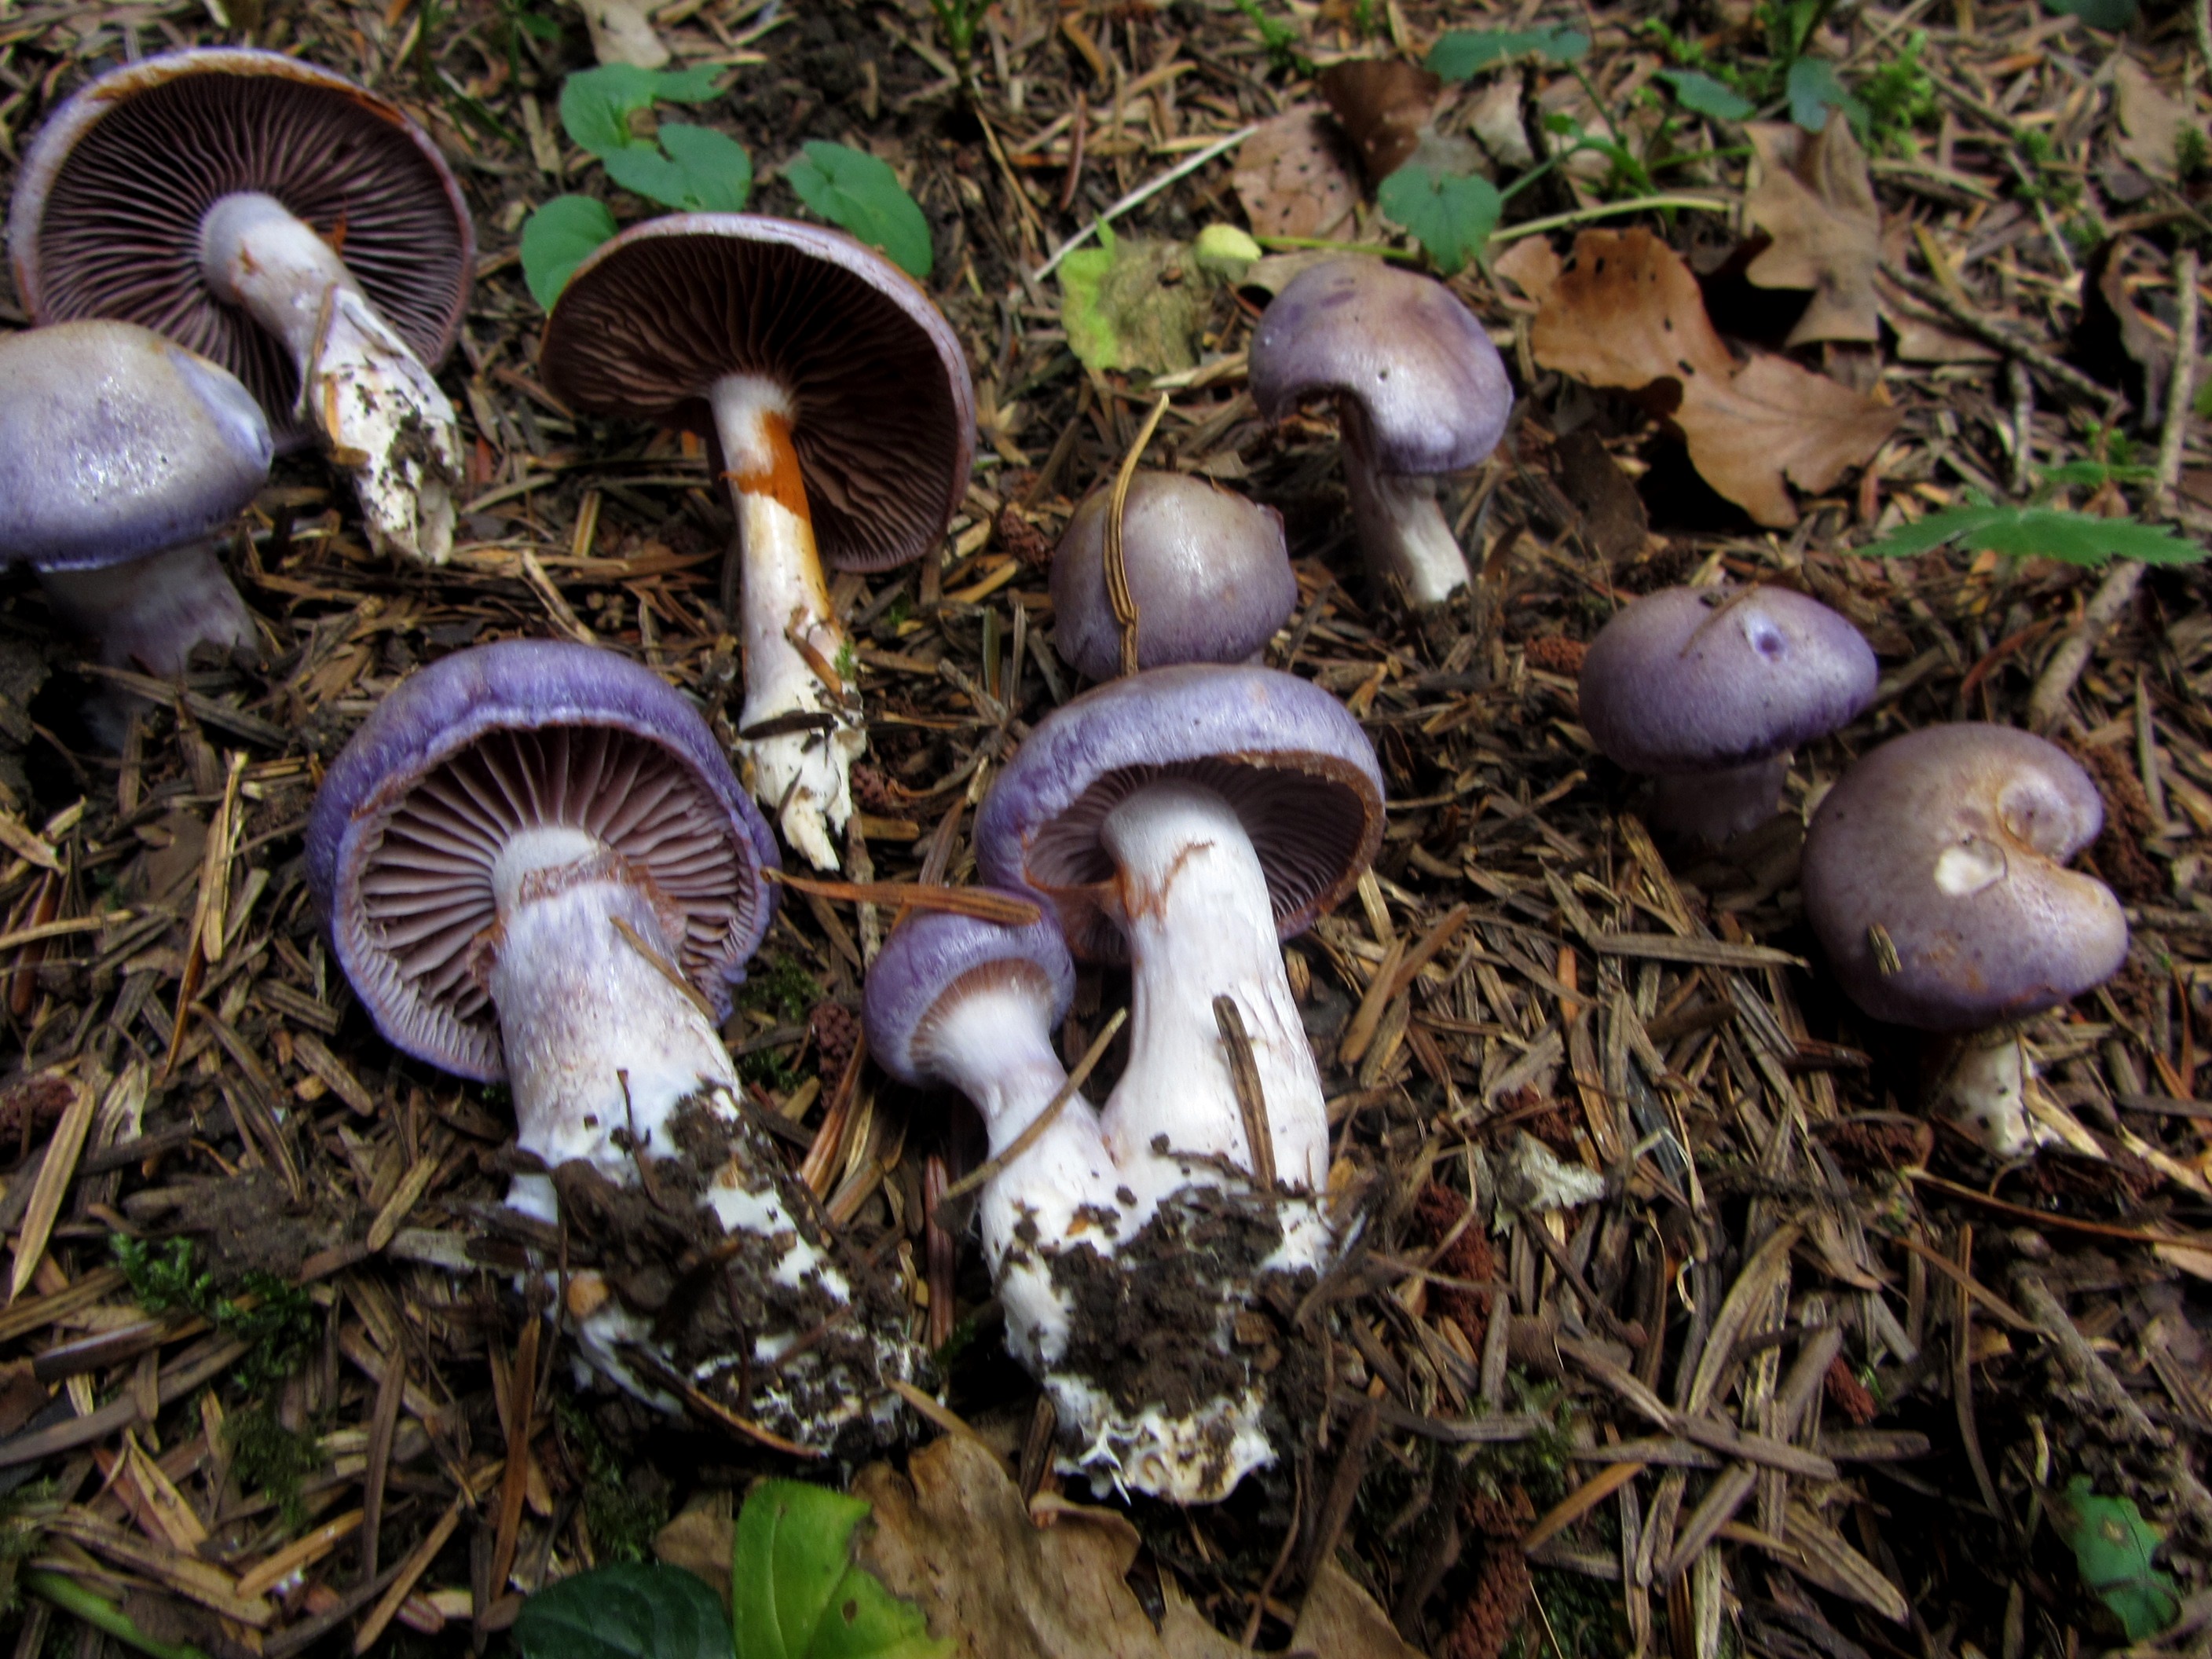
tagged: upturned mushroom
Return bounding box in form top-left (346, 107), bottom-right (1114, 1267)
top-left (973, 663), bottom-right (1382, 1500)
top-left (1248, 255), bottom-right (1512, 608)
top-left (0, 320), bottom-right (266, 694)
top-left (1579, 584), bottom-right (1877, 844)
top-left (1049, 471), bottom-right (1298, 680)
top-left (540, 214), bottom-right (974, 872)
top-left (1801, 723), bottom-right (2128, 1156)
top-left (10, 48), bottom-right (471, 565)
top-left (307, 639), bottom-right (914, 1450)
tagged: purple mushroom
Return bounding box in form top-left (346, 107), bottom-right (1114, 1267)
top-left (0, 320), bottom-right (266, 696)
top-left (10, 48), bottom-right (471, 564)
top-left (1579, 584), bottom-right (1877, 845)
top-left (540, 214), bottom-right (975, 872)
top-left (307, 639), bottom-right (914, 1449)
top-left (1049, 471), bottom-right (1298, 680)
top-left (864, 901), bottom-right (1120, 1389)
top-left (1801, 723), bottom-right (2127, 1155)
top-left (1249, 255), bottom-right (1512, 608)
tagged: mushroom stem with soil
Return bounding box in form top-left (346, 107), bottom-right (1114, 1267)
top-left (707, 375), bottom-right (862, 871)
top-left (199, 192), bottom-right (460, 565)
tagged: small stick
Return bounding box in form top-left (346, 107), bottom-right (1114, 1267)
top-left (1213, 996), bottom-right (1276, 1188)
top-left (1034, 125), bottom-right (1259, 279)
top-left (764, 869), bottom-right (1040, 927)
top-left (1104, 393), bottom-right (1171, 677)
top-left (2151, 246), bottom-right (2201, 521)
top-left (941, 1007), bottom-right (1126, 1201)
top-left (1879, 259), bottom-right (2119, 409)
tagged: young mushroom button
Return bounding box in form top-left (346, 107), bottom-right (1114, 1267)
top-left (540, 214), bottom-right (976, 873)
top-left (306, 640), bottom-right (917, 1453)
top-left (1578, 584), bottom-right (1878, 845)
top-left (10, 49), bottom-right (472, 565)
top-left (0, 320), bottom-right (267, 700)
top-left (1249, 255), bottom-right (1512, 609)
top-left (1049, 471), bottom-right (1298, 680)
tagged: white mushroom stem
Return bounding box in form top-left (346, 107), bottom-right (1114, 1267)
top-left (1936, 1024), bottom-right (2054, 1160)
top-left (709, 374), bottom-right (863, 873)
top-left (915, 978), bottom-right (1119, 1370)
top-left (199, 192), bottom-right (459, 566)
top-left (1342, 405), bottom-right (1470, 609)
top-left (1645, 756), bottom-right (1790, 846)
top-left (38, 541), bottom-right (255, 677)
top-left (1097, 778), bottom-right (1329, 1192)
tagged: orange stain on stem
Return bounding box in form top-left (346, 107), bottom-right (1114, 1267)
top-left (727, 411), bottom-right (812, 522)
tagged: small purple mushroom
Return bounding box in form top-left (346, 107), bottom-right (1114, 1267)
top-left (307, 639), bottom-right (914, 1449)
top-left (1801, 724), bottom-right (2126, 1156)
top-left (1249, 255), bottom-right (1512, 608)
top-left (0, 320), bottom-right (266, 694)
top-left (1579, 584), bottom-right (1877, 844)
top-left (1049, 471), bottom-right (1298, 680)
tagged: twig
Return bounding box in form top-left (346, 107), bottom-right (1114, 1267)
top-left (2027, 561), bottom-right (2146, 732)
top-left (1213, 996), bottom-right (1276, 1188)
top-left (763, 870), bottom-right (1040, 926)
top-left (1878, 260), bottom-right (2119, 409)
top-left (1104, 394), bottom-right (1171, 677)
top-left (2152, 246), bottom-right (2201, 521)
top-left (1033, 125), bottom-right (1260, 279)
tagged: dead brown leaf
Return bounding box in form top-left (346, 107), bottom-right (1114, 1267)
top-left (1492, 237), bottom-right (1563, 310)
top-left (1291, 1560), bottom-right (1426, 1657)
top-left (1873, 223), bottom-right (1998, 364)
top-left (1530, 228), bottom-right (1900, 527)
top-left (1232, 112), bottom-right (1361, 240)
top-left (1318, 59), bottom-right (1441, 181)
top-left (2113, 58), bottom-right (2190, 178)
top-left (1744, 112), bottom-right (1881, 346)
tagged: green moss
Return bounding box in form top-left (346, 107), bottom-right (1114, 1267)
top-left (113, 1237), bottom-right (317, 1393)
top-left (553, 1395), bottom-right (667, 1563)
top-left (226, 1407), bottom-right (324, 1534)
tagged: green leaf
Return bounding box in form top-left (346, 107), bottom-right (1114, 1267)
top-left (731, 1481), bottom-right (949, 1659)
top-left (602, 122), bottom-right (753, 210)
top-left (785, 141), bottom-right (932, 278)
top-left (1856, 504), bottom-right (2207, 567)
top-left (1427, 24), bottom-right (1588, 79)
top-left (558, 64), bottom-right (720, 157)
top-left (514, 1562), bottom-right (732, 1659)
top-left (1654, 68), bottom-right (1755, 121)
top-left (1786, 57), bottom-right (1862, 132)
top-left (520, 194), bottom-right (620, 309)
top-left (2052, 1478), bottom-right (2183, 1642)
top-left (2042, 0), bottom-right (2139, 25)
top-left (1375, 165), bottom-right (1502, 276)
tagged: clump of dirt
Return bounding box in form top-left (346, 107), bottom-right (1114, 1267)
top-left (2059, 736), bottom-right (2165, 904)
top-left (1412, 1182), bottom-right (1496, 1350)
top-left (169, 1168), bottom-right (351, 1286)
top-left (1815, 1115), bottom-right (1930, 1174)
top-left (1522, 635), bottom-right (1587, 676)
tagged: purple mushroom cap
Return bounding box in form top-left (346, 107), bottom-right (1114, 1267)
top-left (10, 48), bottom-right (473, 448)
top-left (1801, 723), bottom-right (2127, 1032)
top-left (1580, 585), bottom-right (1877, 775)
top-left (863, 898), bottom-right (1075, 1087)
top-left (1248, 255), bottom-right (1512, 478)
top-left (0, 320), bottom-right (271, 572)
top-left (306, 639), bottom-right (780, 1082)
top-left (1050, 472), bottom-right (1298, 681)
top-left (975, 662), bottom-right (1385, 962)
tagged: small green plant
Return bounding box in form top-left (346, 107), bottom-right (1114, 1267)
top-left (225, 1405), bottom-right (324, 1534)
top-left (1858, 30), bottom-right (1937, 153)
top-left (928, 0), bottom-right (989, 77)
top-left (2049, 1478), bottom-right (2181, 1642)
top-left (1856, 496), bottom-right (2203, 567)
top-left (512, 1480), bottom-right (947, 1659)
top-left (554, 1397), bottom-right (668, 1564)
top-left (786, 142), bottom-right (935, 279)
top-left (1426, 24), bottom-right (1590, 80)
top-left (1231, 0), bottom-right (1310, 75)
top-left (114, 1237), bottom-right (317, 1393)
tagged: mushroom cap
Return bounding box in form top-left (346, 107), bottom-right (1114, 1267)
top-left (863, 899), bottom-right (1075, 1087)
top-left (9, 48), bottom-right (474, 448)
top-left (1579, 585), bottom-right (1877, 775)
top-left (1800, 723), bottom-right (2127, 1032)
top-left (306, 640), bottom-right (780, 1082)
top-left (974, 663), bottom-right (1385, 962)
top-left (0, 320), bottom-right (272, 573)
top-left (1248, 255), bottom-right (1511, 476)
top-left (539, 214), bottom-right (975, 573)
top-left (1049, 472), bottom-right (1298, 681)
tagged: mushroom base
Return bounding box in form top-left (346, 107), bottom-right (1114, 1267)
top-left (38, 541), bottom-right (255, 682)
top-left (1643, 756), bottom-right (1790, 846)
top-left (1343, 405), bottom-right (1471, 608)
top-left (1930, 1024), bottom-right (2055, 1160)
top-left (200, 192), bottom-right (460, 566)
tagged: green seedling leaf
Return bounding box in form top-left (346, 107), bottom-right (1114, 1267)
top-left (514, 1562), bottom-right (732, 1659)
top-left (1192, 223), bottom-right (1262, 280)
top-left (1427, 24), bottom-right (1588, 79)
top-left (1786, 57), bottom-right (1862, 133)
top-left (521, 195), bottom-right (621, 309)
top-left (731, 1480), bottom-right (948, 1659)
top-left (1857, 503), bottom-right (2206, 567)
top-left (785, 141), bottom-right (932, 278)
top-left (1655, 68), bottom-right (1755, 121)
top-left (1376, 164), bottom-right (1502, 276)
top-left (559, 63), bottom-right (720, 157)
top-left (2042, 0), bottom-right (2139, 25)
top-left (2037, 458), bottom-right (2158, 489)
top-left (602, 120), bottom-right (753, 210)
top-left (2051, 1478), bottom-right (2183, 1642)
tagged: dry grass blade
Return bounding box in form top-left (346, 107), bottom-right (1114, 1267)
top-left (8, 1076), bottom-right (94, 1302)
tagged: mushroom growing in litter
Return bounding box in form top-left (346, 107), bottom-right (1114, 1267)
top-left (540, 214), bottom-right (974, 873)
top-left (1801, 723), bottom-right (2128, 1156)
top-left (0, 320), bottom-right (266, 692)
top-left (1579, 584), bottom-right (1877, 844)
top-left (974, 662), bottom-right (1382, 1500)
top-left (1049, 471), bottom-right (1298, 680)
top-left (307, 639), bottom-right (914, 1450)
top-left (1248, 255), bottom-right (1512, 608)
top-left (10, 48), bottom-right (471, 565)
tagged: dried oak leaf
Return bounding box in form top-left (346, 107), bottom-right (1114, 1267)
top-left (1318, 59), bottom-right (1443, 181)
top-left (1232, 111), bottom-right (1361, 240)
top-left (1491, 236), bottom-right (1562, 309)
top-left (1744, 112), bottom-right (1881, 346)
top-left (1531, 228), bottom-right (1899, 528)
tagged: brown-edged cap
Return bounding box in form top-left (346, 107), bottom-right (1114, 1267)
top-left (9, 48), bottom-right (473, 445)
top-left (540, 213), bottom-right (976, 573)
